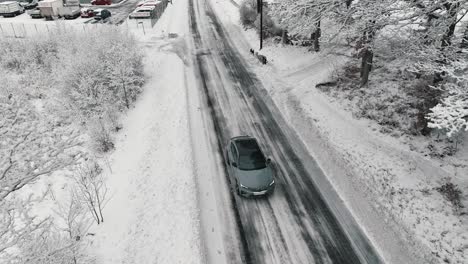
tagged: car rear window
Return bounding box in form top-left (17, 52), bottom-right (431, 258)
top-left (235, 139), bottom-right (266, 171)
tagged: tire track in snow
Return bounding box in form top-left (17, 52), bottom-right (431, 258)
top-left (188, 1), bottom-right (253, 262)
top-left (189, 0), bottom-right (384, 263)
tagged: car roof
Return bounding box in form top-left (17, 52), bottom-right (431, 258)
top-left (233, 137), bottom-right (261, 155)
top-left (137, 6), bottom-right (155, 9)
top-left (231, 135), bottom-right (253, 141)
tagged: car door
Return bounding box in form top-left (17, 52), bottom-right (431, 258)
top-left (228, 142), bottom-right (238, 175)
top-left (228, 142), bottom-right (239, 189)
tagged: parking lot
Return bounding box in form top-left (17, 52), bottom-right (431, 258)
top-left (0, 0), bottom-right (169, 37)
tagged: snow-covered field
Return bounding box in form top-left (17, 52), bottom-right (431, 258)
top-left (210, 0), bottom-right (468, 263)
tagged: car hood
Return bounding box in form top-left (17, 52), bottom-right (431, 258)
top-left (236, 166), bottom-right (274, 190)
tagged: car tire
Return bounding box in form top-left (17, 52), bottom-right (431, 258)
top-left (235, 182), bottom-right (241, 196)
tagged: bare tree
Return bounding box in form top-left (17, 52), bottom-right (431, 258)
top-left (53, 192), bottom-right (92, 264)
top-left (73, 163), bottom-right (107, 225)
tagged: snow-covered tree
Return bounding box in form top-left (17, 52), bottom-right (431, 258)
top-left (272, 0), bottom-right (468, 85)
top-left (0, 197), bottom-right (50, 262)
top-left (427, 85), bottom-right (468, 137)
top-left (58, 28), bottom-right (144, 119)
top-left (0, 97), bottom-right (81, 200)
top-left (0, 96), bottom-right (83, 262)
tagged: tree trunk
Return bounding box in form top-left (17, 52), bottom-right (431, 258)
top-left (441, 3), bottom-right (459, 48)
top-left (94, 183), bottom-right (104, 223)
top-left (360, 21), bottom-right (376, 86)
top-left (313, 20), bottom-right (321, 52)
top-left (360, 48), bottom-right (373, 86)
top-left (122, 79), bottom-right (129, 109)
top-left (461, 24), bottom-right (468, 48)
top-left (281, 30), bottom-right (289, 45)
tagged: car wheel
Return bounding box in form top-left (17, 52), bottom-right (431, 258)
top-left (235, 182), bottom-right (241, 196)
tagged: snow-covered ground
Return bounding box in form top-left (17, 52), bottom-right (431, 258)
top-left (0, 13), bottom-right (112, 38)
top-left (210, 0), bottom-right (468, 263)
top-left (89, 1), bottom-right (204, 263)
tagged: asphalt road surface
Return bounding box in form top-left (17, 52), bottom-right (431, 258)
top-left (187, 0), bottom-right (385, 263)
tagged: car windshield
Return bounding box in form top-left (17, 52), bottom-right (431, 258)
top-left (235, 139), bottom-right (267, 171)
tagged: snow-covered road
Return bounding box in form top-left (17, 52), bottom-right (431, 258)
top-left (186, 0), bottom-right (384, 263)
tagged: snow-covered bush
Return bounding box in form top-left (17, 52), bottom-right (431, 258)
top-left (0, 97), bottom-right (81, 200)
top-left (0, 27), bottom-right (144, 121)
top-left (436, 179), bottom-right (463, 213)
top-left (240, 0), bottom-right (282, 37)
top-left (427, 85), bottom-right (468, 138)
top-left (239, 0), bottom-right (257, 28)
top-left (58, 28), bottom-right (144, 119)
top-left (87, 118), bottom-right (114, 153)
top-left (15, 228), bottom-right (95, 264)
top-left (254, 11), bottom-right (283, 38)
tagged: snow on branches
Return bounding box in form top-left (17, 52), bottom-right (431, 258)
top-left (0, 97), bottom-right (82, 200)
top-left (427, 86), bottom-right (468, 137)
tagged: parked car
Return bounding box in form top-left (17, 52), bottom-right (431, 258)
top-left (90, 0), bottom-right (111, 5)
top-left (136, 0), bottom-right (160, 7)
top-left (129, 6), bottom-right (154, 19)
top-left (93, 8), bottom-right (110, 20)
top-left (141, 1), bottom-right (161, 7)
top-left (0, 1), bottom-right (25, 17)
top-left (37, 0), bottom-right (62, 20)
top-left (27, 6), bottom-right (42, 18)
top-left (80, 7), bottom-right (94, 18)
top-left (225, 136), bottom-right (275, 197)
top-left (58, 6), bottom-right (80, 19)
top-left (18, 0), bottom-right (38, 10)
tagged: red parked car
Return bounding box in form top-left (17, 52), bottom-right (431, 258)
top-left (90, 0), bottom-right (111, 5)
top-left (80, 8), bottom-right (95, 17)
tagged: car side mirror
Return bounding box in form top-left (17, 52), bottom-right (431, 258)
top-left (266, 158), bottom-right (272, 164)
top-left (232, 162), bottom-right (237, 167)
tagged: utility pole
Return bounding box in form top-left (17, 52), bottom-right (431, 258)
top-left (257, 0), bottom-right (263, 50)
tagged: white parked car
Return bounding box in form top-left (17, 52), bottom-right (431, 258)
top-left (136, 0), bottom-right (161, 7)
top-left (129, 6), bottom-right (154, 19)
top-left (0, 1), bottom-right (25, 17)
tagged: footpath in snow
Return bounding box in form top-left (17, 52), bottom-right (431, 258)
top-left (91, 1), bottom-right (204, 263)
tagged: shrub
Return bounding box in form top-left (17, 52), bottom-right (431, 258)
top-left (240, 0), bottom-right (282, 38)
top-left (254, 13), bottom-right (283, 38)
top-left (59, 28), bottom-right (145, 118)
top-left (436, 179), bottom-right (463, 212)
top-left (240, 0), bottom-right (257, 27)
top-left (88, 118), bottom-right (114, 153)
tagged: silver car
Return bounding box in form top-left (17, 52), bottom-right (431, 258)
top-left (226, 136), bottom-right (275, 197)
